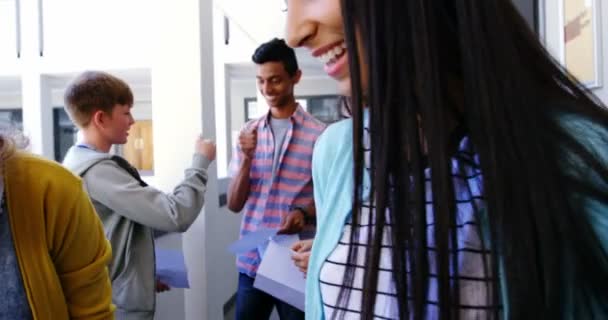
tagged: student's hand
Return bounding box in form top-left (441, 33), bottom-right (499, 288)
top-left (292, 239), bottom-right (313, 252)
top-left (156, 279), bottom-right (171, 293)
top-left (277, 209), bottom-right (306, 234)
top-left (291, 239), bottom-right (314, 276)
top-left (239, 126), bottom-right (257, 160)
top-left (196, 136), bottom-right (216, 161)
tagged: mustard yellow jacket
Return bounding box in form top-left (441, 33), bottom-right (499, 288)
top-left (4, 152), bottom-right (114, 319)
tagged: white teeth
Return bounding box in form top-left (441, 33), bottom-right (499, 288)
top-left (322, 52), bottom-right (332, 63)
top-left (317, 43), bottom-right (346, 65)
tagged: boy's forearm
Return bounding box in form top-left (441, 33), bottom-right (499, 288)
top-left (227, 157), bottom-right (252, 213)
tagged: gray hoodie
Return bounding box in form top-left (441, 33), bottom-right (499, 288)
top-left (63, 146), bottom-right (211, 320)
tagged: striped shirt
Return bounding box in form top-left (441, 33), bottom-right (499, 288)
top-left (229, 105), bottom-right (326, 277)
top-left (319, 133), bottom-right (499, 319)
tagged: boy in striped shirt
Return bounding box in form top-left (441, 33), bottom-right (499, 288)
top-left (227, 38), bottom-right (326, 320)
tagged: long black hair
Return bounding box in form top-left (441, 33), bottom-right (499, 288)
top-left (339, 0), bottom-right (608, 319)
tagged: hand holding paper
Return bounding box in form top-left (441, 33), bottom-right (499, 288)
top-left (156, 279), bottom-right (171, 293)
top-left (277, 210), bottom-right (306, 235)
top-left (291, 239), bottom-right (313, 275)
top-left (291, 239), bottom-right (313, 252)
top-left (155, 249), bottom-right (189, 288)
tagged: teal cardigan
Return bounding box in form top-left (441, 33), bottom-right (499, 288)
top-left (306, 115), bottom-right (608, 319)
top-left (307, 119), bottom-right (355, 320)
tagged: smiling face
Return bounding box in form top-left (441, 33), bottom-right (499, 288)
top-left (285, 0), bottom-right (366, 97)
top-left (95, 104), bottom-right (134, 145)
top-left (256, 61), bottom-right (300, 109)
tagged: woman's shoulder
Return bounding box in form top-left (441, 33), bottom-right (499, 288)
top-left (313, 118), bottom-right (353, 162)
top-left (316, 118), bottom-right (353, 147)
top-left (6, 152), bottom-right (83, 193)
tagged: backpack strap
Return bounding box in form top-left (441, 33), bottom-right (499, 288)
top-left (79, 156), bottom-right (148, 187)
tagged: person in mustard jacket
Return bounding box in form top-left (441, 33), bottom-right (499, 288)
top-left (0, 132), bottom-right (114, 319)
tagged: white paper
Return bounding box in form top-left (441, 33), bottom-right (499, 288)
top-left (254, 235), bottom-right (306, 311)
top-left (155, 249), bottom-right (189, 288)
top-left (227, 228), bottom-right (277, 254)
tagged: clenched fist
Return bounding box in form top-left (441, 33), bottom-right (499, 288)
top-left (239, 125), bottom-right (257, 159)
top-left (196, 136), bottom-right (216, 161)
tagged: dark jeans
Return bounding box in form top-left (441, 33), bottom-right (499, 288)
top-left (235, 273), bottom-right (304, 320)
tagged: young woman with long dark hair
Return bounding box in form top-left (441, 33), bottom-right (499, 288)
top-left (285, 1), bottom-right (608, 319)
